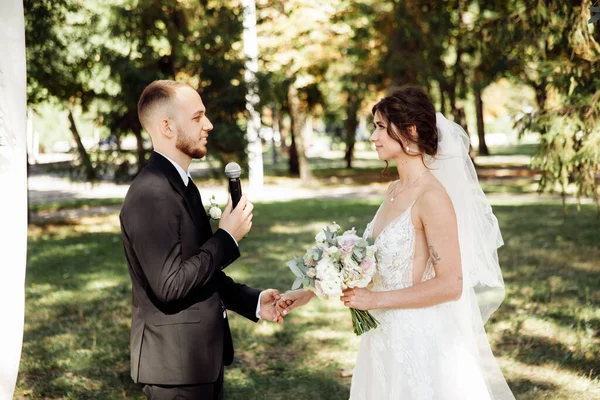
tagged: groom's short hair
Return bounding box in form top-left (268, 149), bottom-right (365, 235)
top-left (137, 80), bottom-right (188, 132)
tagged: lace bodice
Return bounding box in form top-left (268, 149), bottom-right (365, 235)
top-left (364, 202), bottom-right (435, 292)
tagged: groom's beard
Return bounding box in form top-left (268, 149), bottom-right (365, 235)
top-left (176, 128), bottom-right (207, 159)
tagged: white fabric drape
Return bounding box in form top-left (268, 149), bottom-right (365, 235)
top-left (0, 1), bottom-right (27, 399)
top-left (425, 113), bottom-right (514, 399)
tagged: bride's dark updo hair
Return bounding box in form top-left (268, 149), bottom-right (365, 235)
top-left (372, 86), bottom-right (439, 162)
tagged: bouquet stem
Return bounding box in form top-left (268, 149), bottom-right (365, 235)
top-left (350, 308), bottom-right (379, 335)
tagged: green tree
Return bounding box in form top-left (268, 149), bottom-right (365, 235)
top-left (327, 0), bottom-right (385, 168)
top-left (24, 0), bottom-right (100, 180)
top-left (98, 0), bottom-right (249, 175)
top-left (257, 0), bottom-right (341, 179)
top-left (506, 1), bottom-right (600, 213)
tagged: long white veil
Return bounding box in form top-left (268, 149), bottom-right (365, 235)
top-left (425, 113), bottom-right (515, 399)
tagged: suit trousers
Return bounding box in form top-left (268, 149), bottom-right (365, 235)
top-left (141, 368), bottom-right (224, 400)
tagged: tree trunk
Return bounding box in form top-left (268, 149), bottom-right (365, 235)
top-left (67, 109), bottom-right (96, 181)
top-left (474, 85), bottom-right (489, 156)
top-left (450, 0), bottom-right (465, 122)
top-left (242, 0), bottom-right (264, 193)
top-left (132, 124), bottom-right (147, 174)
top-left (534, 80), bottom-right (548, 111)
top-left (289, 124), bottom-right (299, 175)
top-left (287, 84), bottom-right (312, 180)
top-left (439, 83), bottom-right (447, 116)
top-left (344, 94), bottom-right (359, 169)
top-left (455, 106), bottom-right (468, 134)
top-left (278, 110), bottom-right (288, 156)
top-left (344, 138), bottom-right (356, 169)
top-left (271, 106), bottom-right (280, 165)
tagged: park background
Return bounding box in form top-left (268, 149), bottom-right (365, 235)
top-left (17, 1), bottom-right (600, 399)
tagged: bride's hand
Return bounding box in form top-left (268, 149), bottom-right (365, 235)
top-left (340, 288), bottom-right (376, 311)
top-left (276, 289), bottom-right (315, 316)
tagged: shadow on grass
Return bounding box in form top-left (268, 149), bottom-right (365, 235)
top-left (507, 378), bottom-right (559, 399)
top-left (18, 199), bottom-right (600, 399)
top-left (20, 227), bottom-right (141, 399)
top-left (26, 231), bottom-right (127, 294)
top-left (505, 333), bottom-right (598, 380)
top-left (29, 198), bottom-right (124, 214)
top-left (225, 365), bottom-right (350, 400)
top-left (18, 282), bottom-right (141, 399)
top-left (495, 204), bottom-right (600, 249)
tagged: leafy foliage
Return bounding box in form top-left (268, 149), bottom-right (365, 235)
top-left (24, 0), bottom-right (600, 203)
top-left (509, 1), bottom-right (600, 212)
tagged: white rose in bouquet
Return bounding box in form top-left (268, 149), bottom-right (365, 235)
top-left (315, 258), bottom-right (343, 298)
top-left (360, 255), bottom-right (377, 277)
top-left (342, 227), bottom-right (357, 236)
top-left (342, 265), bottom-right (371, 289)
top-left (327, 222), bottom-right (341, 233)
top-left (341, 255), bottom-right (372, 288)
top-left (315, 231), bottom-right (327, 243)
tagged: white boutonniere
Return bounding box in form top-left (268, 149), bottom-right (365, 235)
top-left (207, 195), bottom-right (222, 220)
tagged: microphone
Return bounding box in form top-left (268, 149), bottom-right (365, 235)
top-left (224, 162), bottom-right (242, 209)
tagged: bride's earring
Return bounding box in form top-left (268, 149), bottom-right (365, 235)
top-left (406, 145), bottom-right (410, 152)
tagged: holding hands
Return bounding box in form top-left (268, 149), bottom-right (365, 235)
top-left (258, 289), bottom-right (316, 324)
top-left (276, 289), bottom-right (316, 317)
top-left (273, 287), bottom-right (377, 318)
top-left (259, 289), bottom-right (285, 324)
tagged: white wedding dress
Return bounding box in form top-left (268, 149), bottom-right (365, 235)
top-left (349, 203), bottom-right (491, 400)
top-left (349, 113), bottom-right (515, 400)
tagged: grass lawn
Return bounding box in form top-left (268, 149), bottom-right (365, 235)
top-left (28, 198), bottom-right (124, 214)
top-left (17, 197), bottom-right (600, 399)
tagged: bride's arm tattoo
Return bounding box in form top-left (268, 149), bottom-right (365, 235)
top-left (429, 245), bottom-right (463, 281)
top-left (428, 246), bottom-right (441, 265)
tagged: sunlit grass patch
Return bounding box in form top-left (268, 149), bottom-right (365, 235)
top-left (29, 198), bottom-right (124, 214)
top-left (16, 200), bottom-right (600, 399)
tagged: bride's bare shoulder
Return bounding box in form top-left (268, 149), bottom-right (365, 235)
top-left (414, 180), bottom-right (455, 222)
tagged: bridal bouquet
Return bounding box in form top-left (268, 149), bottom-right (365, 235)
top-left (286, 222), bottom-right (379, 335)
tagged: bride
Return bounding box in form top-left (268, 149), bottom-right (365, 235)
top-left (278, 87), bottom-right (515, 399)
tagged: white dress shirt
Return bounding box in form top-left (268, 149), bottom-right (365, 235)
top-left (153, 151), bottom-right (263, 319)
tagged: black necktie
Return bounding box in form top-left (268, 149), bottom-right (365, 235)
top-left (186, 178), bottom-right (201, 203)
top-left (186, 179), bottom-right (209, 223)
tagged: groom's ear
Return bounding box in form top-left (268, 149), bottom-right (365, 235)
top-left (159, 118), bottom-right (175, 139)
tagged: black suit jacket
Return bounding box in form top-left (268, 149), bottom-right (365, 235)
top-left (120, 152), bottom-right (261, 385)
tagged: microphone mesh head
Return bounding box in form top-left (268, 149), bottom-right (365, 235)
top-left (224, 162), bottom-right (242, 179)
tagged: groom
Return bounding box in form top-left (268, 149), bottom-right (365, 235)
top-left (120, 80), bottom-right (283, 400)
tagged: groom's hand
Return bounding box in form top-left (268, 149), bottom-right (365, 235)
top-left (276, 289), bottom-right (315, 316)
top-left (259, 289), bottom-right (284, 324)
top-left (219, 195), bottom-right (253, 242)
